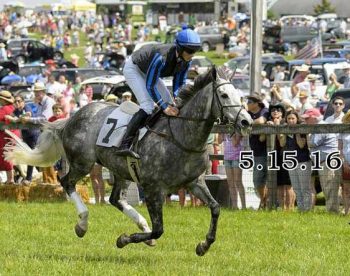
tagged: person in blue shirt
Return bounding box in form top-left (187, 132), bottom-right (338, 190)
top-left (117, 27), bottom-right (201, 159)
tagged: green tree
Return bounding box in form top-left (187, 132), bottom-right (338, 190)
top-left (313, 0), bottom-right (336, 15)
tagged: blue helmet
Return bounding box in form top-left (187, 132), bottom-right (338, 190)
top-left (175, 28), bottom-right (201, 54)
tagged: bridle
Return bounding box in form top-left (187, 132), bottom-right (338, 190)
top-left (146, 80), bottom-right (244, 153)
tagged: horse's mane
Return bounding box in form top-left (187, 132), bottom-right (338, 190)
top-left (177, 66), bottom-right (234, 106)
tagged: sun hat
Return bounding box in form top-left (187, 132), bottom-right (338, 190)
top-left (0, 90), bottom-right (14, 104)
top-left (301, 108), bottom-right (322, 119)
top-left (246, 92), bottom-right (265, 108)
top-left (105, 94), bottom-right (118, 102)
top-left (122, 91), bottom-right (132, 97)
top-left (33, 82), bottom-right (46, 92)
top-left (296, 64), bottom-right (310, 72)
top-left (305, 74), bottom-right (318, 81)
top-left (298, 90), bottom-right (309, 98)
top-left (70, 53), bottom-right (79, 59)
top-left (0, 42), bottom-right (5, 48)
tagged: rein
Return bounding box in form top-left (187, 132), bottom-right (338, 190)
top-left (146, 81), bottom-right (244, 153)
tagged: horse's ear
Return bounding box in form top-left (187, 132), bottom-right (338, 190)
top-left (211, 65), bottom-right (217, 81)
top-left (217, 65), bottom-right (236, 81)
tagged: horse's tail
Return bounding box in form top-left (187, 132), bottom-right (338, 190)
top-left (4, 119), bottom-right (68, 167)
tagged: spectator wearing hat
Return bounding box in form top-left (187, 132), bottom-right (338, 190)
top-left (0, 42), bottom-right (7, 61)
top-left (20, 82), bottom-right (57, 184)
top-left (339, 110), bottom-right (350, 215)
top-left (105, 94), bottom-right (118, 104)
top-left (0, 90), bottom-right (20, 184)
top-left (303, 108), bottom-right (341, 213)
top-left (280, 110), bottom-right (312, 211)
top-left (122, 91), bottom-right (132, 102)
top-left (293, 64), bottom-right (310, 85)
top-left (339, 64), bottom-right (350, 89)
top-left (298, 90), bottom-right (313, 115)
top-left (266, 103), bottom-right (294, 210)
top-left (246, 92), bottom-right (269, 209)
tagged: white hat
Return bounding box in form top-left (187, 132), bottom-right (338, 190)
top-left (122, 92), bottom-right (132, 97)
top-left (296, 64), bottom-right (310, 72)
top-left (33, 82), bottom-right (46, 92)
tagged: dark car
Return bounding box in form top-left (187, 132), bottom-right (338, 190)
top-left (95, 52), bottom-right (125, 72)
top-left (196, 26), bottom-right (232, 52)
top-left (0, 60), bottom-right (19, 82)
top-left (319, 49), bottom-right (350, 59)
top-left (6, 38), bottom-right (64, 64)
top-left (263, 25), bottom-right (335, 54)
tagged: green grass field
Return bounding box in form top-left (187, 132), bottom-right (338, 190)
top-left (1, 201), bottom-right (350, 275)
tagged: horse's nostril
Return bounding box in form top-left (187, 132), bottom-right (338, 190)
top-left (241, 120), bottom-right (250, 128)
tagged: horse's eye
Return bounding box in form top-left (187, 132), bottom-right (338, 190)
top-left (221, 94), bottom-right (229, 99)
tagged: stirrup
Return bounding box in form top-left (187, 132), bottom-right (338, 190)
top-left (116, 148), bottom-right (140, 159)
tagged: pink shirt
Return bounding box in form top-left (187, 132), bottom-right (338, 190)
top-left (223, 134), bottom-right (242, 161)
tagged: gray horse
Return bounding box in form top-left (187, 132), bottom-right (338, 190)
top-left (5, 66), bottom-right (252, 256)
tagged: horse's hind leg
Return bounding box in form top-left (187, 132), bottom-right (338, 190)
top-left (116, 187), bottom-right (163, 248)
top-left (189, 174), bottom-right (220, 256)
top-left (109, 177), bottom-right (155, 246)
top-left (60, 166), bottom-right (92, 238)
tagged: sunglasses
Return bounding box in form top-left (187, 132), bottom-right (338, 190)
top-left (182, 47), bottom-right (197, 55)
top-left (333, 102), bottom-right (343, 106)
top-left (14, 100), bottom-right (22, 103)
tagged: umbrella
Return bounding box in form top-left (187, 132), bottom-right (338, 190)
top-left (1, 74), bottom-right (22, 85)
top-left (234, 13), bottom-right (248, 21)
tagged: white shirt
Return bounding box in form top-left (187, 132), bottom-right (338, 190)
top-left (325, 112), bottom-right (344, 124)
top-left (340, 133), bottom-right (350, 164)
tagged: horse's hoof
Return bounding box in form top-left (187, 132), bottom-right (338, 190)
top-left (75, 224), bottom-right (87, 238)
top-left (195, 241), bottom-right (207, 256)
top-left (116, 234), bottom-right (128, 248)
top-left (144, 239), bottom-right (156, 247)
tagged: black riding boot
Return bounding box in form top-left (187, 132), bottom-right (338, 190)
top-left (116, 109), bottom-right (149, 159)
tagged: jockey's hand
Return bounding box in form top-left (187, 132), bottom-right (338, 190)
top-left (163, 106), bottom-right (179, 117)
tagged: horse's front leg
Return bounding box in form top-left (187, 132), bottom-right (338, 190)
top-left (116, 187), bottom-right (164, 248)
top-left (109, 178), bottom-right (155, 246)
top-left (189, 174), bottom-right (220, 256)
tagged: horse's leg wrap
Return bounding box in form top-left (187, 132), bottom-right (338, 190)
top-left (70, 191), bottom-right (89, 238)
top-left (189, 175), bottom-right (220, 256)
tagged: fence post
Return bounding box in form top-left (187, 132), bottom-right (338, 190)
top-left (267, 133), bottom-right (277, 209)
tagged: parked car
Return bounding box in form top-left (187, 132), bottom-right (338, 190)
top-left (0, 60), bottom-right (19, 82)
top-left (263, 25), bottom-right (335, 54)
top-left (50, 68), bottom-right (119, 84)
top-left (319, 49), bottom-right (350, 59)
top-left (18, 63), bottom-right (46, 84)
top-left (224, 53), bottom-right (286, 75)
top-left (95, 52), bottom-right (125, 72)
top-left (196, 26), bottom-right (232, 52)
top-left (231, 74), bottom-right (250, 97)
top-left (81, 75), bottom-right (130, 101)
top-left (190, 56), bottom-right (213, 75)
top-left (6, 38), bottom-right (64, 64)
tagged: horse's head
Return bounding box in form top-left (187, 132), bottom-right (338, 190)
top-left (211, 66), bottom-right (253, 136)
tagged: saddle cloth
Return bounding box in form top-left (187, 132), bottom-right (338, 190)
top-left (96, 101), bottom-right (147, 148)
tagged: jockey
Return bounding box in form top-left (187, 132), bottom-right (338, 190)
top-left (117, 27), bottom-right (201, 159)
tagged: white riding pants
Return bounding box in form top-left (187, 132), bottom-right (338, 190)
top-left (123, 57), bottom-right (174, 115)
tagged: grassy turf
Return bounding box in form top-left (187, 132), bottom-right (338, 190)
top-left (1, 202), bottom-right (350, 274)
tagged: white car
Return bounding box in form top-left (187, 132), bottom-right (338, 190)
top-left (190, 56), bottom-right (213, 75)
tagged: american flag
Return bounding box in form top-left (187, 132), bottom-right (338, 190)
top-left (295, 37), bottom-right (322, 60)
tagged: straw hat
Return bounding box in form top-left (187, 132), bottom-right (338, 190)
top-left (298, 90), bottom-right (309, 98)
top-left (0, 42), bottom-right (5, 48)
top-left (0, 90), bottom-right (14, 104)
top-left (105, 94), bottom-right (118, 102)
top-left (296, 64), bottom-right (310, 72)
top-left (33, 82), bottom-right (46, 92)
top-left (305, 74), bottom-right (318, 81)
top-left (342, 110), bottom-right (350, 123)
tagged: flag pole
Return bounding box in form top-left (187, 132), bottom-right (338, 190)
top-left (318, 20), bottom-right (323, 58)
